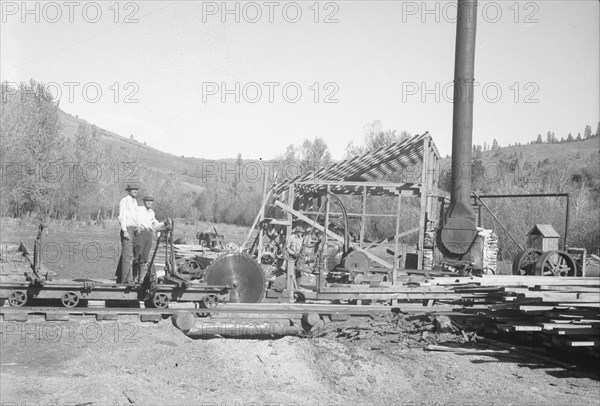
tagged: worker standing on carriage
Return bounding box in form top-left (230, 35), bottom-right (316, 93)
top-left (286, 224), bottom-right (307, 287)
top-left (133, 196), bottom-right (164, 284)
top-left (116, 184), bottom-right (140, 284)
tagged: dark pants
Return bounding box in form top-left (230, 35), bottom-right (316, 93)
top-left (133, 229), bottom-right (153, 283)
top-left (116, 226), bottom-right (136, 283)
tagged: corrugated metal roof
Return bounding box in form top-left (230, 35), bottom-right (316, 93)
top-left (275, 132), bottom-right (438, 197)
top-left (528, 224), bottom-right (560, 238)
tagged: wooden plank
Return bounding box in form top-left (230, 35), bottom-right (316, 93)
top-left (540, 323), bottom-right (594, 330)
top-left (566, 340), bottom-right (599, 347)
top-left (426, 276), bottom-right (600, 287)
top-left (513, 291), bottom-right (600, 303)
top-left (543, 329), bottom-right (600, 336)
top-left (533, 285), bottom-right (600, 293)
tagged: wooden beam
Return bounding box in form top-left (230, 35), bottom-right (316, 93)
top-left (417, 137), bottom-right (430, 269)
top-left (362, 227), bottom-right (419, 250)
top-left (274, 200), bottom-right (393, 269)
top-left (393, 194), bottom-right (402, 284)
top-left (360, 186), bottom-right (367, 245)
top-left (286, 185), bottom-right (295, 302)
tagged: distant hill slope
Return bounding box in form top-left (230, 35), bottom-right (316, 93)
top-left (60, 108), bottom-right (599, 192)
top-left (439, 137), bottom-right (600, 169)
top-left (59, 109), bottom-right (211, 192)
top-left (481, 138), bottom-right (600, 163)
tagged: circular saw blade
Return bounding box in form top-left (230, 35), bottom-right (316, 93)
top-left (204, 253), bottom-right (265, 303)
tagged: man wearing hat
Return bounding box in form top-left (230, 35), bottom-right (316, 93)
top-left (133, 196), bottom-right (164, 283)
top-left (285, 223), bottom-right (307, 287)
top-left (116, 184), bottom-right (140, 284)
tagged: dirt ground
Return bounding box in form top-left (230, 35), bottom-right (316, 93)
top-left (1, 219), bottom-right (599, 405)
top-left (1, 316), bottom-right (599, 406)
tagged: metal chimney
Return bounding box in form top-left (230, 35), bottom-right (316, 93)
top-left (438, 0), bottom-right (479, 257)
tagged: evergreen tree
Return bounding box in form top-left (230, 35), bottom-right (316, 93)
top-left (536, 134), bottom-right (542, 144)
top-left (567, 133), bottom-right (574, 142)
top-left (584, 125), bottom-right (592, 139)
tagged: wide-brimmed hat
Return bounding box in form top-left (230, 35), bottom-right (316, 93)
top-left (125, 184), bottom-right (139, 191)
top-left (143, 196), bottom-right (154, 202)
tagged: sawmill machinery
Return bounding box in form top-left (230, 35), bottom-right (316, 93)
top-left (436, 0), bottom-right (580, 277)
top-left (0, 219), bottom-right (266, 308)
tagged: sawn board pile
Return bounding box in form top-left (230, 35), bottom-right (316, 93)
top-left (424, 276), bottom-right (600, 355)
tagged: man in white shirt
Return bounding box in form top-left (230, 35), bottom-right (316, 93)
top-left (133, 196), bottom-right (164, 283)
top-left (116, 184), bottom-right (139, 284)
top-left (285, 224), bottom-right (307, 287)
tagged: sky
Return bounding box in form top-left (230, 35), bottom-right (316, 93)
top-left (1, 0), bottom-right (599, 160)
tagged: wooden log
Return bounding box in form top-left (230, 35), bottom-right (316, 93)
top-left (45, 312), bottom-right (69, 321)
top-left (3, 312), bottom-right (28, 322)
top-left (172, 311), bottom-right (196, 332)
top-left (140, 313), bottom-right (162, 323)
top-left (301, 312), bottom-right (323, 333)
top-left (186, 321), bottom-right (301, 339)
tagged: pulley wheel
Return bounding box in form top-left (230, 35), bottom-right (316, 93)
top-left (534, 250), bottom-right (577, 277)
top-left (8, 290), bottom-right (27, 307)
top-left (343, 250), bottom-right (370, 271)
top-left (61, 291), bottom-right (80, 308)
top-left (512, 249), bottom-right (543, 275)
top-left (205, 253), bottom-right (265, 303)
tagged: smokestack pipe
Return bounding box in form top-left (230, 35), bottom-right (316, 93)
top-left (451, 0), bottom-right (477, 207)
top-left (438, 0), bottom-right (479, 257)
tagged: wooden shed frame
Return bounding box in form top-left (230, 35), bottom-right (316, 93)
top-left (244, 133), bottom-right (440, 294)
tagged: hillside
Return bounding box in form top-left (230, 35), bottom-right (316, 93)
top-left (59, 110), bottom-right (209, 193)
top-left (438, 137), bottom-right (600, 174)
top-left (60, 108), bottom-right (600, 186)
top-left (479, 138), bottom-right (600, 164)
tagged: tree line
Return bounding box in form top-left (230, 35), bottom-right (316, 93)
top-left (1, 81), bottom-right (598, 254)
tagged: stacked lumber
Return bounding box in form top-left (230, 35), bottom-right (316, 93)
top-left (425, 275), bottom-right (600, 354)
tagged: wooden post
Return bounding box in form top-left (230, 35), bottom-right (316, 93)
top-left (257, 174), bottom-right (269, 260)
top-left (286, 184), bottom-right (295, 303)
top-left (393, 190), bottom-right (402, 285)
top-left (324, 185), bottom-right (331, 246)
top-left (359, 186), bottom-right (367, 247)
top-left (418, 138), bottom-right (431, 270)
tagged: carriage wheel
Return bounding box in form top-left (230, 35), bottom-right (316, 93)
top-left (152, 292), bottom-right (169, 309)
top-left (8, 290), bottom-right (27, 307)
top-left (61, 291), bottom-right (80, 308)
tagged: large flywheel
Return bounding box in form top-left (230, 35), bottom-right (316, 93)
top-left (533, 250), bottom-right (577, 277)
top-left (204, 253), bottom-right (265, 303)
